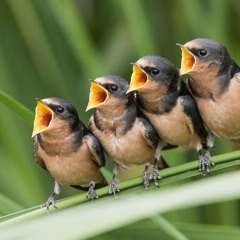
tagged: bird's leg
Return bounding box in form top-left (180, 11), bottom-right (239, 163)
top-left (86, 181), bottom-right (98, 200)
top-left (41, 181), bottom-right (61, 212)
top-left (41, 193), bottom-right (57, 212)
top-left (108, 164), bottom-right (120, 197)
top-left (198, 133), bottom-right (215, 175)
top-left (149, 142), bottom-right (162, 187)
top-left (205, 132), bottom-right (215, 167)
top-left (142, 163), bottom-right (150, 190)
top-left (204, 147), bottom-right (215, 167)
top-left (198, 148), bottom-right (211, 176)
top-left (149, 159), bottom-right (161, 187)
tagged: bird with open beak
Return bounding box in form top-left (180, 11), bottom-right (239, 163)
top-left (32, 97), bottom-right (106, 210)
top-left (86, 75), bottom-right (168, 195)
top-left (177, 38), bottom-right (240, 147)
top-left (128, 56), bottom-right (214, 174)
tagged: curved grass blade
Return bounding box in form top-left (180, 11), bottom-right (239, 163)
top-left (1, 151), bottom-right (239, 224)
top-left (0, 89), bottom-right (34, 125)
top-left (0, 193), bottom-right (24, 216)
top-left (0, 170), bottom-right (240, 239)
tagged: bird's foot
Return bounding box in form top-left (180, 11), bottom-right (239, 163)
top-left (142, 171), bottom-right (150, 190)
top-left (108, 180), bottom-right (120, 197)
top-left (149, 165), bottom-right (161, 187)
top-left (199, 154), bottom-right (214, 176)
top-left (205, 151), bottom-right (215, 167)
top-left (86, 181), bottom-right (98, 200)
top-left (41, 194), bottom-right (57, 212)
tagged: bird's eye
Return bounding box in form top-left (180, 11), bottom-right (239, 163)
top-left (110, 84), bottom-right (118, 92)
top-left (151, 68), bottom-right (159, 75)
top-left (56, 107), bottom-right (65, 113)
top-left (199, 49), bottom-right (207, 56)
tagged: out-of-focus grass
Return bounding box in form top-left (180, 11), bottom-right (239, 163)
top-left (1, 170), bottom-right (240, 239)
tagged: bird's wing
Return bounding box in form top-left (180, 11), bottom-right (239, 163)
top-left (83, 119), bottom-right (106, 168)
top-left (181, 94), bottom-right (208, 143)
top-left (85, 133), bottom-right (106, 167)
top-left (138, 117), bottom-right (159, 149)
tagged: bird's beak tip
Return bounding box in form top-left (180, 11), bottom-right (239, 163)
top-left (85, 107), bottom-right (90, 112)
top-left (176, 43), bottom-right (183, 48)
top-left (31, 133), bottom-right (35, 138)
top-left (126, 89), bottom-right (133, 94)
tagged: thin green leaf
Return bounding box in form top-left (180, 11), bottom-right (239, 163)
top-left (0, 170), bottom-right (240, 239)
top-left (0, 193), bottom-right (24, 216)
top-left (1, 152), bottom-right (239, 225)
top-left (0, 89), bottom-right (34, 125)
top-left (151, 215), bottom-right (189, 240)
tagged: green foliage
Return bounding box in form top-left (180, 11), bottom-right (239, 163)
top-left (0, 0), bottom-right (239, 239)
top-left (1, 169), bottom-right (240, 239)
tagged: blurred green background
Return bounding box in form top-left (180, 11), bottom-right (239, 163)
top-left (0, 0), bottom-right (239, 238)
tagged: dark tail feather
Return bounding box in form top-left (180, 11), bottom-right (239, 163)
top-left (157, 156), bottom-right (170, 170)
top-left (162, 144), bottom-right (178, 151)
top-left (95, 177), bottom-right (108, 189)
top-left (71, 176), bottom-right (107, 191)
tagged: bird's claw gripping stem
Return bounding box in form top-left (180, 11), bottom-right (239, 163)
top-left (149, 165), bottom-right (161, 187)
top-left (41, 194), bottom-right (57, 212)
top-left (142, 171), bottom-right (150, 190)
top-left (86, 181), bottom-right (98, 200)
top-left (108, 180), bottom-right (120, 197)
top-left (199, 154), bottom-right (214, 176)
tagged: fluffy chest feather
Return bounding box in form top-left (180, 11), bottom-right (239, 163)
top-left (141, 99), bottom-right (201, 148)
top-left (37, 140), bottom-right (102, 186)
top-left (90, 118), bottom-right (155, 166)
top-left (194, 77), bottom-right (240, 139)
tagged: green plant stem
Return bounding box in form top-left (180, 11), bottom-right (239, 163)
top-left (0, 194), bottom-right (24, 216)
top-left (118, 150), bottom-right (240, 191)
top-left (151, 215), bottom-right (189, 240)
top-left (1, 150), bottom-right (239, 225)
top-left (0, 90), bottom-right (34, 125)
top-left (1, 170), bottom-right (240, 240)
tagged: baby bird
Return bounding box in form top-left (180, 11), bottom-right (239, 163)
top-left (86, 75), bottom-right (167, 195)
top-left (178, 38), bottom-right (240, 148)
top-left (128, 56), bottom-right (214, 174)
top-left (32, 97), bottom-right (106, 210)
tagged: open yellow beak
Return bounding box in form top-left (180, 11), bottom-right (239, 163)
top-left (127, 64), bottom-right (149, 93)
top-left (177, 44), bottom-right (196, 75)
top-left (32, 99), bottom-right (53, 138)
top-left (86, 81), bottom-right (109, 111)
